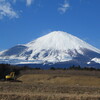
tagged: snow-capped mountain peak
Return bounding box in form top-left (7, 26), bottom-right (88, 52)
top-left (0, 31), bottom-right (100, 66)
top-left (26, 31), bottom-right (100, 53)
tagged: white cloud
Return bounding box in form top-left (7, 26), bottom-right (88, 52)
top-left (58, 0), bottom-right (70, 14)
top-left (26, 0), bottom-right (33, 6)
top-left (0, 0), bottom-right (18, 19)
top-left (12, 0), bottom-right (16, 4)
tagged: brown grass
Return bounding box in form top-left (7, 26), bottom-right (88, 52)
top-left (0, 70), bottom-right (100, 100)
top-left (0, 92), bottom-right (100, 100)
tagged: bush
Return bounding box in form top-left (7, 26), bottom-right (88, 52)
top-left (50, 67), bottom-right (56, 70)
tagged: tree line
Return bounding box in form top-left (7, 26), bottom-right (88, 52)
top-left (50, 65), bottom-right (100, 71)
top-left (0, 64), bottom-right (99, 79)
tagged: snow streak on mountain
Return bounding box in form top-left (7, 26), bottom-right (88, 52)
top-left (0, 31), bottom-right (100, 68)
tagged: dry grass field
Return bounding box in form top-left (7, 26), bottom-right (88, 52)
top-left (0, 70), bottom-right (100, 100)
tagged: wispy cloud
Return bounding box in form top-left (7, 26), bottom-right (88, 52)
top-left (0, 0), bottom-right (18, 19)
top-left (0, 0), bottom-right (35, 19)
top-left (12, 0), bottom-right (16, 4)
top-left (58, 0), bottom-right (70, 14)
top-left (26, 0), bottom-right (34, 6)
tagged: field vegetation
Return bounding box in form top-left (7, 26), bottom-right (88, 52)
top-left (0, 64), bottom-right (100, 100)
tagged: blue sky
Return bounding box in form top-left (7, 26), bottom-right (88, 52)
top-left (0, 0), bottom-right (100, 51)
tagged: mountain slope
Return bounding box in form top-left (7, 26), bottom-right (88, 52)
top-left (0, 31), bottom-right (100, 67)
top-left (26, 31), bottom-right (100, 54)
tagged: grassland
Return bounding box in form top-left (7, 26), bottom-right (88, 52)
top-left (0, 70), bottom-right (100, 100)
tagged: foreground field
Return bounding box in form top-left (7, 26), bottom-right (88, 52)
top-left (0, 70), bottom-right (100, 100)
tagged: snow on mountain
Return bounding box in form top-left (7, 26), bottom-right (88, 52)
top-left (26, 31), bottom-right (100, 53)
top-left (0, 31), bottom-right (100, 65)
top-left (91, 58), bottom-right (100, 64)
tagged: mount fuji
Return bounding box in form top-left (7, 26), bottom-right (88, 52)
top-left (0, 31), bottom-right (100, 68)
